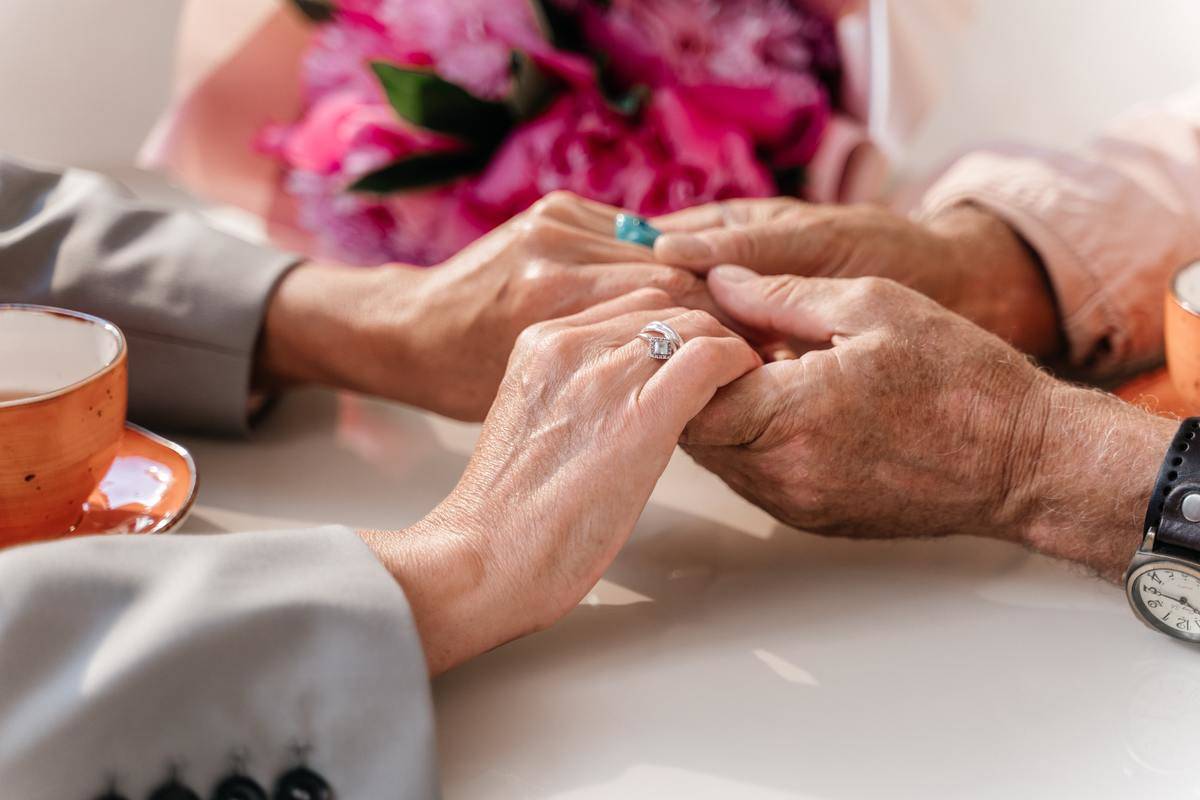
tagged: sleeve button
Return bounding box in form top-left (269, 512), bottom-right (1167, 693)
top-left (272, 765), bottom-right (335, 800)
top-left (211, 773), bottom-right (268, 800)
top-left (148, 779), bottom-right (202, 800)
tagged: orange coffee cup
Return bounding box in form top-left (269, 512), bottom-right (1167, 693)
top-left (0, 304), bottom-right (127, 546)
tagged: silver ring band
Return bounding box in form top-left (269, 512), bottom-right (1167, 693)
top-left (637, 321), bottom-right (683, 360)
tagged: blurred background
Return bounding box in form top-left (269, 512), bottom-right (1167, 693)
top-left (3, 0), bottom-right (1200, 192)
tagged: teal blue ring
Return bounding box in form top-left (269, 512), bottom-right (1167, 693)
top-left (614, 213), bottom-right (662, 248)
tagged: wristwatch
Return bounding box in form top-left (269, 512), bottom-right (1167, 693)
top-left (1126, 417), bottom-right (1200, 641)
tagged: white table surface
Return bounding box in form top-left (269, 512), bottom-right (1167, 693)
top-left (177, 388), bottom-right (1200, 799)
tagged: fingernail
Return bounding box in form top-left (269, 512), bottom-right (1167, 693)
top-left (658, 233), bottom-right (713, 262)
top-left (709, 264), bottom-right (756, 283)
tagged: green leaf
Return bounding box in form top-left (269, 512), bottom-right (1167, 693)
top-left (605, 84), bottom-right (649, 117)
top-left (348, 151), bottom-right (489, 194)
top-left (507, 51), bottom-right (558, 121)
top-left (288, 0), bottom-right (336, 23)
top-left (585, 50), bottom-right (646, 117)
top-left (370, 62), bottom-right (512, 146)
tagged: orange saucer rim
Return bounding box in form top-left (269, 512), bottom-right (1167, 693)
top-left (80, 422), bottom-right (198, 535)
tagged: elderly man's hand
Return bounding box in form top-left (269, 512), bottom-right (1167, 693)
top-left (682, 266), bottom-right (1174, 580)
top-left (652, 199), bottom-right (1063, 360)
top-left (682, 266), bottom-right (1052, 542)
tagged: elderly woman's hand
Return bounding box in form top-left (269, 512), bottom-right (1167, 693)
top-left (363, 289), bottom-right (760, 673)
top-left (650, 199), bottom-right (1063, 360)
top-left (261, 192), bottom-right (714, 421)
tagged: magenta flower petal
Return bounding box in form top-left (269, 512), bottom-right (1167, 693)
top-left (570, 0), bottom-right (838, 161)
top-left (472, 87), bottom-right (774, 223)
top-left (267, 90), bottom-right (462, 176)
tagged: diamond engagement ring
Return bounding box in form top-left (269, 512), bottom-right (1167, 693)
top-left (637, 321), bottom-right (684, 360)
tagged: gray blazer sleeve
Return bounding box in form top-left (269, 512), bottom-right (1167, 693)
top-left (0, 157), bottom-right (300, 435)
top-left (0, 526), bottom-right (438, 800)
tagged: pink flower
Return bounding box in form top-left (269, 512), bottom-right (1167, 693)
top-left (305, 0), bottom-right (574, 102)
top-left (258, 90), bottom-right (461, 176)
top-left (302, 12), bottom-right (403, 101)
top-left (577, 0), bottom-right (837, 88)
top-left (573, 0), bottom-right (837, 162)
top-left (261, 0), bottom-right (600, 266)
top-left (260, 89), bottom-right (484, 266)
top-left (643, 86), bottom-right (775, 208)
top-left (677, 78), bottom-right (831, 166)
top-left (471, 93), bottom-right (645, 215)
top-left (470, 88), bottom-right (773, 222)
top-left (259, 0), bottom-right (839, 267)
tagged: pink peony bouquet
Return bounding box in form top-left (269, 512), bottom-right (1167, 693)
top-left (257, 0), bottom-right (841, 266)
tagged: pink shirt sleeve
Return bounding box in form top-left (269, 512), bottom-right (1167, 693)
top-left (919, 88), bottom-right (1200, 376)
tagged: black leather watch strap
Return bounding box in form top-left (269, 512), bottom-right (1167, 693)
top-left (1145, 417), bottom-right (1200, 553)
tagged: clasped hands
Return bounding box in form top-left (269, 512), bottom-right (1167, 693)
top-left (265, 192), bottom-right (1170, 674)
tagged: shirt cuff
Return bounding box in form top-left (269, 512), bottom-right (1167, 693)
top-left (110, 238), bottom-right (302, 436)
top-left (918, 148), bottom-right (1161, 376)
top-left (17, 164), bottom-right (303, 435)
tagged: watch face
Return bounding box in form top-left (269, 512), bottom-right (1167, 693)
top-left (1129, 563), bottom-right (1200, 641)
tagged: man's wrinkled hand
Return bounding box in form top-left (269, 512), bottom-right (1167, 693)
top-left (681, 265), bottom-right (1055, 543)
top-left (652, 199), bottom-right (1062, 359)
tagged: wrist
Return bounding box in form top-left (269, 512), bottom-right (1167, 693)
top-left (926, 204), bottom-right (1064, 360)
top-left (258, 260), bottom-right (429, 398)
top-left (358, 510), bottom-right (494, 676)
top-left (1009, 383), bottom-right (1175, 581)
top-left (361, 478), bottom-right (571, 675)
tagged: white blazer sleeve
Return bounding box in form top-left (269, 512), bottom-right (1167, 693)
top-left (0, 526), bottom-right (438, 800)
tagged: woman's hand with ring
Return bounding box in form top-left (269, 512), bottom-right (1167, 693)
top-left (364, 288), bottom-right (760, 674)
top-left (260, 191), bottom-right (717, 421)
